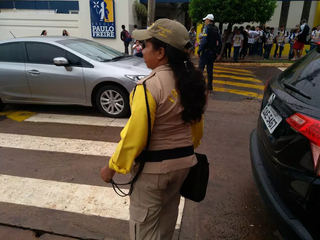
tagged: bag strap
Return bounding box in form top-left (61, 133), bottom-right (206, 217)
top-left (132, 85), bottom-right (137, 99)
top-left (110, 80), bottom-right (151, 197)
top-left (143, 81), bottom-right (152, 150)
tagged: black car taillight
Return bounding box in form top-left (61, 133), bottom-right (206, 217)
top-left (286, 113), bottom-right (320, 176)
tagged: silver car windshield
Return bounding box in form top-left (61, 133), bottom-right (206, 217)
top-left (58, 39), bottom-right (123, 62)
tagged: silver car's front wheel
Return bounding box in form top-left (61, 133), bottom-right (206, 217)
top-left (96, 85), bottom-right (129, 118)
top-left (100, 90), bottom-right (124, 115)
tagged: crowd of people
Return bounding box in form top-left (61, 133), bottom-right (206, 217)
top-left (220, 19), bottom-right (319, 62)
top-left (120, 24), bottom-right (144, 58)
top-left (39, 18), bottom-right (320, 64)
top-left (37, 20), bottom-right (319, 64)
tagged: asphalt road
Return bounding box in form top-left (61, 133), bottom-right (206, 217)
top-left (0, 66), bottom-right (284, 240)
top-left (180, 66), bottom-right (284, 240)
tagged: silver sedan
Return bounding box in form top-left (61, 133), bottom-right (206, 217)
top-left (0, 37), bottom-right (151, 118)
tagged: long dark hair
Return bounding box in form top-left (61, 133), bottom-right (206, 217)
top-left (149, 37), bottom-right (207, 123)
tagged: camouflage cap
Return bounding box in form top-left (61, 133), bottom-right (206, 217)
top-left (132, 18), bottom-right (190, 50)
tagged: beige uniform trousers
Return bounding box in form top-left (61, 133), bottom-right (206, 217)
top-left (129, 168), bottom-right (190, 240)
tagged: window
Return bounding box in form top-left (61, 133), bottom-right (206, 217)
top-left (66, 51), bottom-right (82, 66)
top-left (0, 42), bottom-right (23, 63)
top-left (25, 42), bottom-right (85, 67)
top-left (58, 39), bottom-right (123, 62)
top-left (26, 42), bottom-right (66, 65)
top-left (279, 47), bottom-right (320, 109)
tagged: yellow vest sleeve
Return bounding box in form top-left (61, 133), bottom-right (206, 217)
top-left (109, 85), bottom-right (157, 174)
top-left (191, 116), bottom-right (204, 149)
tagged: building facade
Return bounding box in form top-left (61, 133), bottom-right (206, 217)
top-left (0, 0), bottom-right (137, 52)
top-left (0, 0), bottom-right (319, 52)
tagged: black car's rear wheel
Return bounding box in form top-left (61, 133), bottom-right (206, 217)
top-left (96, 85), bottom-right (129, 118)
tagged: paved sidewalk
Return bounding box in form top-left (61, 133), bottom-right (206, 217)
top-left (0, 225), bottom-right (77, 240)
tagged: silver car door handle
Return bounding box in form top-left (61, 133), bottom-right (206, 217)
top-left (27, 70), bottom-right (40, 76)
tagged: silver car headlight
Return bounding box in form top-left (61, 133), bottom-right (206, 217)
top-left (125, 75), bottom-right (147, 82)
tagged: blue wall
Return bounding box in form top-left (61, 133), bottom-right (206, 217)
top-left (140, 0), bottom-right (190, 3)
top-left (0, 1), bottom-right (79, 14)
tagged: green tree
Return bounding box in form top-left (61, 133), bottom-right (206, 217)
top-left (169, 3), bottom-right (192, 30)
top-left (189, 0), bottom-right (276, 29)
top-left (189, 0), bottom-right (277, 59)
top-left (133, 0), bottom-right (147, 23)
top-left (170, 2), bottom-right (189, 18)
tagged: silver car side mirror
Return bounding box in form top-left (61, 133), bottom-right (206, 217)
top-left (53, 57), bottom-right (69, 66)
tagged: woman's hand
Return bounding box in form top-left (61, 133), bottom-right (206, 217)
top-left (100, 165), bottom-right (116, 183)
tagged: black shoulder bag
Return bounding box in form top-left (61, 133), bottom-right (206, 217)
top-left (109, 81), bottom-right (151, 197)
top-left (180, 152), bottom-right (209, 202)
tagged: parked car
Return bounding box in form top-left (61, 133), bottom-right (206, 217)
top-left (0, 37), bottom-right (151, 118)
top-left (250, 44), bottom-right (320, 240)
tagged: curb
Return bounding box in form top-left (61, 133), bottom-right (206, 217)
top-left (213, 62), bottom-right (293, 67)
top-left (190, 58), bottom-right (293, 67)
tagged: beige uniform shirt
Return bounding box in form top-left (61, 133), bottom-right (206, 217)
top-left (109, 64), bottom-right (203, 174)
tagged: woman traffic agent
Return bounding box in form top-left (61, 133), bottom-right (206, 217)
top-left (100, 19), bottom-right (207, 240)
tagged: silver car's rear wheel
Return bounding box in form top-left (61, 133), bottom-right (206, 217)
top-left (96, 85), bottom-right (129, 118)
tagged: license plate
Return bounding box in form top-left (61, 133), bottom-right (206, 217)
top-left (261, 103), bottom-right (282, 134)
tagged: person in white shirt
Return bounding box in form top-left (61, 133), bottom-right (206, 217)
top-left (131, 24), bottom-right (138, 55)
top-left (264, 27), bottom-right (275, 60)
top-left (262, 27), bottom-right (271, 53)
top-left (132, 40), bottom-right (143, 58)
top-left (257, 26), bottom-right (264, 57)
top-left (239, 26), bottom-right (249, 59)
top-left (248, 26), bottom-right (259, 55)
top-left (292, 19), bottom-right (310, 60)
top-left (253, 26), bottom-right (262, 56)
top-left (225, 29), bottom-right (234, 59)
top-left (232, 29), bottom-right (244, 62)
top-left (273, 26), bottom-right (288, 60)
top-left (288, 28), bottom-right (298, 59)
top-left (310, 25), bottom-right (320, 51)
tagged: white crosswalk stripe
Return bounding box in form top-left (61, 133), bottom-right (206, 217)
top-left (0, 115), bottom-right (186, 237)
top-left (0, 174), bottom-right (185, 230)
top-left (0, 133), bottom-right (118, 156)
top-left (25, 113), bottom-right (128, 127)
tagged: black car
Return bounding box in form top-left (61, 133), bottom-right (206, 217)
top-left (250, 44), bottom-right (320, 240)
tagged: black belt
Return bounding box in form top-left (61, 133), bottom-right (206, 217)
top-left (135, 145), bottom-right (194, 163)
